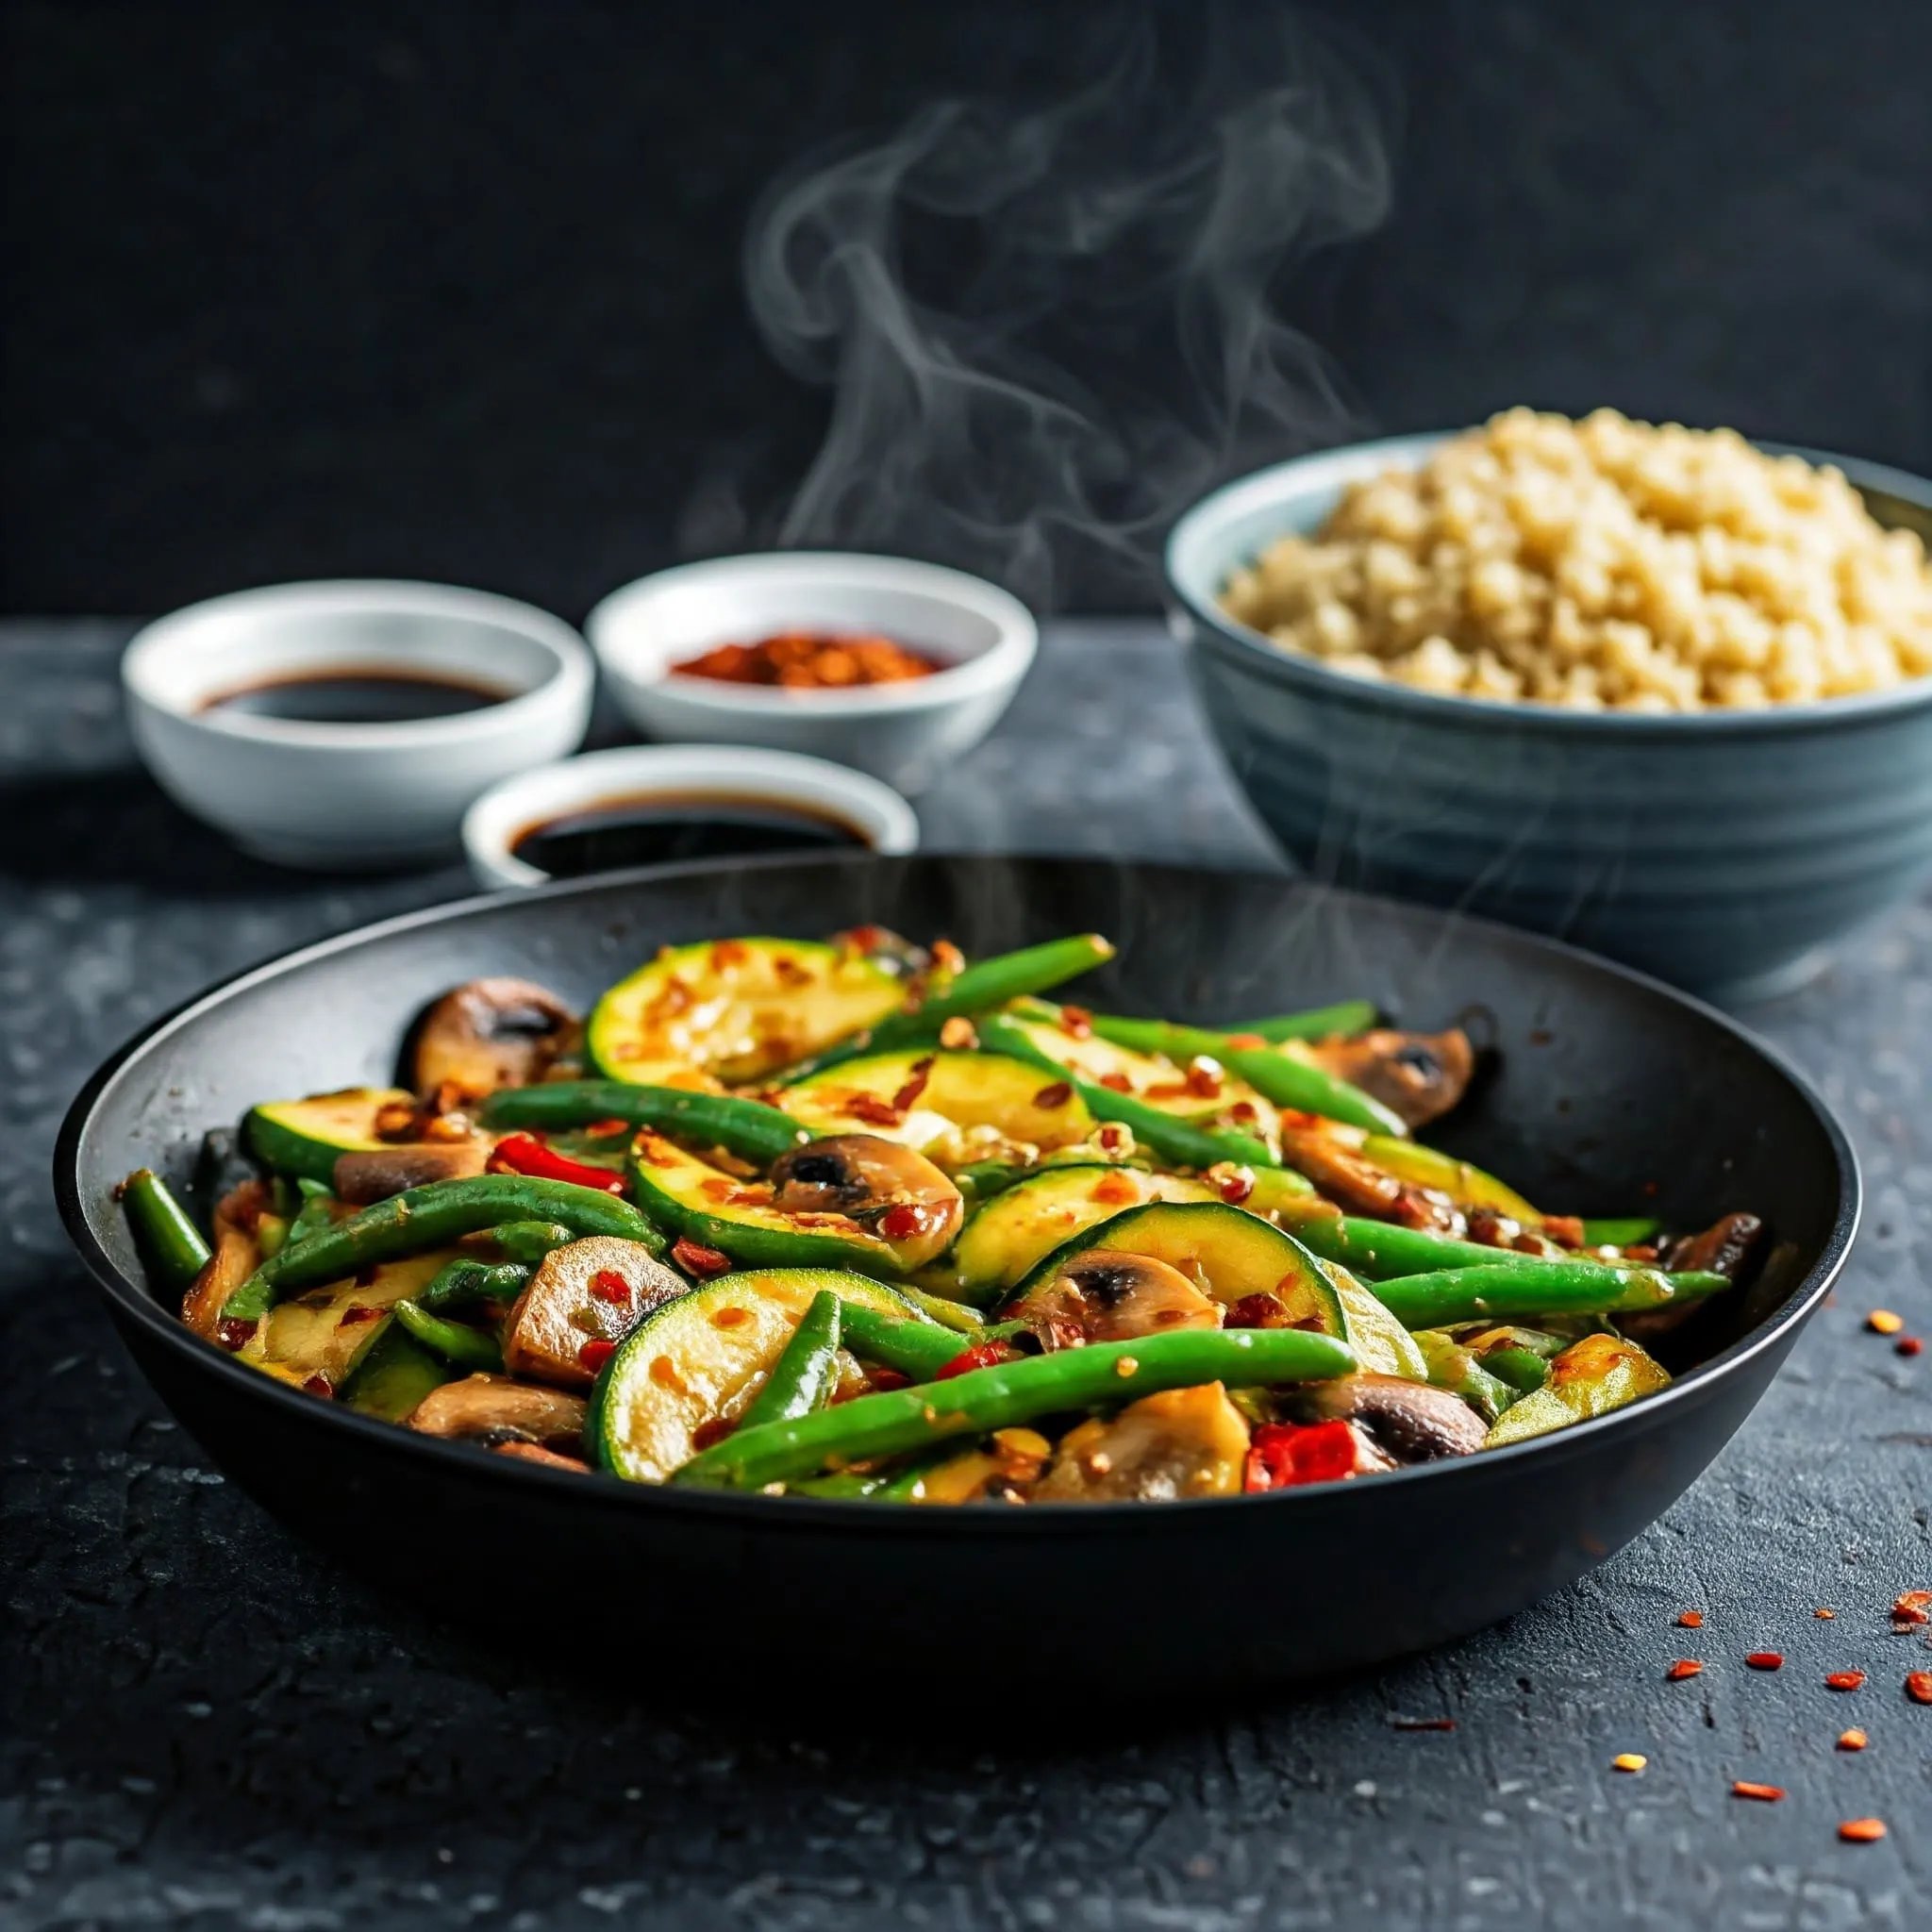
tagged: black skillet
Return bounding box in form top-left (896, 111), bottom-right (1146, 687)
top-left (55, 856), bottom-right (1858, 1698)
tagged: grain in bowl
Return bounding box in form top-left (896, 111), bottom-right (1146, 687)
top-left (1219, 409), bottom-right (1932, 712)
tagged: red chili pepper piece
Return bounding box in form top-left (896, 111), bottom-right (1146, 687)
top-left (1745, 1652), bottom-right (1784, 1670)
top-left (577, 1339), bottom-right (617, 1374)
top-left (933, 1341), bottom-right (1023, 1381)
top-left (877, 1203), bottom-right (929, 1242)
top-left (301, 1374), bottom-right (333, 1397)
top-left (1216, 1169), bottom-right (1256, 1205)
top-left (1676, 1610), bottom-right (1705, 1628)
top-left (1226, 1292), bottom-right (1287, 1330)
top-left (1243, 1419), bottom-right (1357, 1492)
top-left (671, 1237), bottom-right (733, 1280)
top-left (1906, 1671), bottom-right (1932, 1705)
top-left (1058, 1006), bottom-right (1094, 1040)
top-left (1097, 1072), bottom-right (1134, 1093)
top-left (584, 1117), bottom-right (633, 1139)
top-left (1825, 1670), bottom-right (1866, 1691)
top-left (488, 1133), bottom-right (627, 1195)
top-left (1731, 1781), bottom-right (1785, 1803)
top-left (1666, 1659), bottom-right (1704, 1681)
top-left (865, 1366), bottom-right (911, 1392)
top-left (215, 1317), bottom-right (258, 1352)
top-left (590, 1269), bottom-right (632, 1306)
top-left (1032, 1082), bottom-right (1074, 1109)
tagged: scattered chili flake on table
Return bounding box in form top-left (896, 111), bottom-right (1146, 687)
top-left (1746, 1652), bottom-right (1784, 1671)
top-left (1896, 1336), bottom-right (1924, 1357)
top-left (1676, 1610), bottom-right (1705, 1628)
top-left (1816, 1607), bottom-right (1837, 1620)
top-left (1667, 1659), bottom-right (1705, 1681)
top-left (1839, 1818), bottom-right (1887, 1842)
top-left (1895, 1590), bottom-right (1932, 1613)
top-left (1825, 1671), bottom-right (1867, 1690)
top-left (671, 631), bottom-right (943, 688)
top-left (1866, 1308), bottom-right (1905, 1335)
top-left (1906, 1671), bottom-right (1932, 1705)
top-left (1611, 1753), bottom-right (1647, 1773)
top-left (1837, 1728), bottom-right (1868, 1751)
top-left (1732, 1781), bottom-right (1786, 1802)
top-left (1391, 1718), bottom-right (1457, 1732)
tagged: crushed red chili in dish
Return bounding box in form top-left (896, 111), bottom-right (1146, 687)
top-left (672, 631), bottom-right (943, 689)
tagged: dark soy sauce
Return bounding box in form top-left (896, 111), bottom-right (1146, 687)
top-left (200, 668), bottom-right (512, 724)
top-left (511, 791), bottom-right (868, 877)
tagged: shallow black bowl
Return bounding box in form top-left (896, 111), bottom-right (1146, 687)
top-left (56, 856), bottom-right (1858, 1698)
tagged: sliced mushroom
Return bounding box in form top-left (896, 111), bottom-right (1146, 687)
top-left (1281, 1372), bottom-right (1488, 1462)
top-left (1019, 1249), bottom-right (1220, 1351)
top-left (408, 977), bottom-right (578, 1104)
top-left (1275, 1116), bottom-right (1460, 1232)
top-left (1035, 1384), bottom-right (1251, 1503)
top-left (333, 1141), bottom-right (490, 1205)
top-left (491, 1440), bottom-right (591, 1474)
top-left (1305, 1028), bottom-right (1475, 1129)
top-left (501, 1237), bottom-right (688, 1391)
top-left (181, 1179), bottom-right (271, 1338)
top-left (1621, 1211), bottom-right (1764, 1341)
top-left (767, 1133), bottom-right (963, 1267)
top-left (408, 1374), bottom-right (589, 1452)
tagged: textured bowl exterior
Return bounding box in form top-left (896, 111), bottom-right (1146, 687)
top-left (1168, 434), bottom-right (1932, 995)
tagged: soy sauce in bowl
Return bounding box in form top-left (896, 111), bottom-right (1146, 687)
top-left (509, 791), bottom-right (868, 878)
top-left (199, 668), bottom-right (513, 725)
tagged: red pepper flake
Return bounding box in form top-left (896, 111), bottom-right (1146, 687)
top-left (1837, 1728), bottom-right (1868, 1751)
top-left (340, 1305), bottom-right (384, 1324)
top-left (1732, 1780), bottom-right (1785, 1803)
top-left (1184, 1059), bottom-right (1224, 1099)
top-left (301, 1374), bottom-right (333, 1397)
top-left (772, 954), bottom-right (813, 988)
top-left (938, 1016), bottom-right (977, 1051)
top-left (215, 1317), bottom-right (258, 1352)
top-left (1058, 1005), bottom-right (1094, 1041)
top-left (1677, 1610), bottom-right (1705, 1628)
top-left (1746, 1652), bottom-right (1784, 1671)
top-left (930, 940), bottom-right (966, 978)
top-left (1816, 1607), bottom-right (1838, 1620)
top-left (1031, 1081), bottom-right (1074, 1109)
top-left (689, 1415), bottom-right (738, 1452)
top-left (1097, 1072), bottom-right (1135, 1093)
top-left (844, 1093), bottom-right (904, 1127)
top-left (577, 1339), bottom-right (617, 1374)
top-left (1906, 1671), bottom-right (1932, 1705)
top-left (1227, 1099), bottom-right (1259, 1125)
top-left (1666, 1659), bottom-right (1705, 1681)
top-left (866, 1366), bottom-right (911, 1392)
top-left (891, 1057), bottom-right (936, 1111)
top-left (1213, 1165), bottom-right (1256, 1206)
top-left (671, 1238), bottom-right (733, 1280)
top-left (1391, 1717), bottom-right (1457, 1732)
top-left (488, 1132), bottom-right (627, 1195)
top-left (1243, 1419), bottom-right (1357, 1491)
top-left (584, 1117), bottom-right (632, 1139)
top-left (877, 1203), bottom-right (928, 1241)
top-left (590, 1269), bottom-right (632, 1306)
top-left (1226, 1291), bottom-right (1287, 1330)
top-left (1089, 1171), bottom-right (1142, 1207)
top-left (1224, 1033), bottom-right (1267, 1051)
top-left (1095, 1123), bottom-right (1133, 1156)
top-left (1839, 1818), bottom-right (1887, 1842)
top-left (1895, 1590), bottom-right (1932, 1612)
top-left (1897, 1335), bottom-right (1924, 1357)
top-left (1825, 1671), bottom-right (1867, 1691)
top-left (932, 1341), bottom-right (1023, 1380)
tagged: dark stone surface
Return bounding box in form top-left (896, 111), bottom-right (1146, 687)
top-left (4, 622), bottom-right (1930, 1929)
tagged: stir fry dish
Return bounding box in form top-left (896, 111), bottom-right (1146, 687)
top-left (120, 930), bottom-right (1765, 1505)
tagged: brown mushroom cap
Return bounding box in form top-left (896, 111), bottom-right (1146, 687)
top-left (333, 1141), bottom-right (490, 1205)
top-left (502, 1237), bottom-right (688, 1391)
top-left (1022, 1248), bottom-right (1221, 1350)
top-left (1284, 1373), bottom-right (1488, 1461)
top-left (1306, 1028), bottom-right (1476, 1129)
top-left (767, 1133), bottom-right (963, 1262)
top-left (408, 977), bottom-right (578, 1104)
top-left (408, 1374), bottom-right (589, 1451)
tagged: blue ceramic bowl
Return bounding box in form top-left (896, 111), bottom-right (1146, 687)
top-left (1166, 431), bottom-right (1932, 999)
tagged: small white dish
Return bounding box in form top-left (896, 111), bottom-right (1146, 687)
top-left (585, 552), bottom-right (1036, 795)
top-left (123, 580), bottom-right (594, 870)
top-left (462, 742), bottom-right (921, 891)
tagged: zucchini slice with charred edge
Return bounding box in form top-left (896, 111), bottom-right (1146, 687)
top-left (774, 1049), bottom-right (1093, 1156)
top-left (587, 938), bottom-right (905, 1086)
top-left (590, 1268), bottom-right (926, 1482)
top-left (245, 1087), bottom-right (415, 1185)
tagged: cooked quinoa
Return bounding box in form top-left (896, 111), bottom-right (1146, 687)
top-left (1219, 408), bottom-right (1932, 712)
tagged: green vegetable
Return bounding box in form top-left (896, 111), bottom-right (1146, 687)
top-left (1009, 1199), bottom-right (1298, 1307)
top-left (669, 1326), bottom-right (1356, 1491)
top-left (1233, 999), bottom-right (1379, 1042)
top-left (1371, 1261), bottom-right (1729, 1330)
top-left (974, 1015), bottom-right (1274, 1172)
top-left (285, 1180), bottom-right (340, 1249)
top-left (836, 1302), bottom-right (968, 1380)
top-left (1581, 1217), bottom-right (1661, 1249)
top-left (1483, 1332), bottom-right (1671, 1446)
top-left (895, 1285), bottom-right (996, 1334)
top-left (1278, 1208), bottom-right (1643, 1285)
top-left (865, 935), bottom-right (1116, 1055)
top-left (244, 1087), bottom-right (415, 1184)
top-left (737, 1289), bottom-right (843, 1429)
top-left (480, 1082), bottom-right (807, 1167)
top-left (337, 1324), bottom-right (456, 1421)
top-left (121, 1168), bottom-right (212, 1295)
top-left (1480, 1346), bottom-right (1552, 1393)
top-left (489, 1220), bottom-right (577, 1265)
top-left (788, 1469), bottom-right (891, 1499)
top-left (417, 1257), bottom-right (531, 1311)
top-left (1357, 1137), bottom-right (1541, 1221)
top-left (391, 1299), bottom-right (505, 1372)
top-left (1411, 1330), bottom-right (1517, 1424)
top-left (775, 1047), bottom-right (1095, 1153)
top-left (221, 1174), bottom-right (663, 1324)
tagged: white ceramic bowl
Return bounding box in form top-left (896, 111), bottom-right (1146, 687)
top-left (585, 552), bottom-right (1036, 795)
top-left (461, 742), bottom-right (921, 891)
top-left (123, 580), bottom-right (594, 869)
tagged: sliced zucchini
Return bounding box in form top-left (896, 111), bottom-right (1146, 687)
top-left (338, 1324), bottom-right (457, 1422)
top-left (1001, 1016), bottom-right (1277, 1133)
top-left (587, 938), bottom-right (904, 1086)
top-left (245, 1087), bottom-right (415, 1185)
top-left (934, 1163), bottom-right (1216, 1305)
top-left (1482, 1332), bottom-right (1670, 1447)
top-left (239, 1250), bottom-right (458, 1392)
top-left (774, 1050), bottom-right (1093, 1160)
top-left (627, 1132), bottom-right (941, 1275)
top-left (1271, 1241), bottom-right (1429, 1383)
top-left (590, 1268), bottom-right (924, 1482)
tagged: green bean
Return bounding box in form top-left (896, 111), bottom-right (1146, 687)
top-left (489, 1220), bottom-right (577, 1265)
top-left (1411, 1330), bottom-right (1517, 1424)
top-left (286, 1179), bottom-right (340, 1250)
top-left (120, 1169), bottom-right (212, 1296)
top-left (481, 1082), bottom-right (806, 1167)
top-left (222, 1175), bottom-right (662, 1324)
top-left (1277, 1207), bottom-right (1620, 1283)
top-left (1479, 1346), bottom-right (1551, 1394)
top-left (895, 1285), bottom-right (993, 1336)
top-left (837, 1302), bottom-right (971, 1379)
top-left (788, 1469), bottom-right (891, 1499)
top-left (671, 1326), bottom-right (1354, 1490)
top-left (974, 1015), bottom-right (1274, 1172)
top-left (1233, 1000), bottom-right (1379, 1042)
top-left (738, 1290), bottom-right (842, 1430)
top-left (1581, 1217), bottom-right (1661, 1249)
top-left (391, 1300), bottom-right (505, 1372)
top-left (1371, 1262), bottom-right (1729, 1330)
top-left (417, 1257), bottom-right (531, 1311)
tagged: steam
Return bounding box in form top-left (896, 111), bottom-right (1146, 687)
top-left (721, 8), bottom-right (1393, 608)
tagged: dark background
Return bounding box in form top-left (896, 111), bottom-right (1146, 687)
top-left (3, 0), bottom-right (1928, 620)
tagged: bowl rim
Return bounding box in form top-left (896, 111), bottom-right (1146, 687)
top-left (586, 550), bottom-right (1039, 718)
top-left (1165, 429), bottom-right (1932, 738)
top-left (460, 742), bottom-right (922, 889)
top-left (54, 852), bottom-right (1860, 1534)
top-left (122, 577), bottom-right (595, 751)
